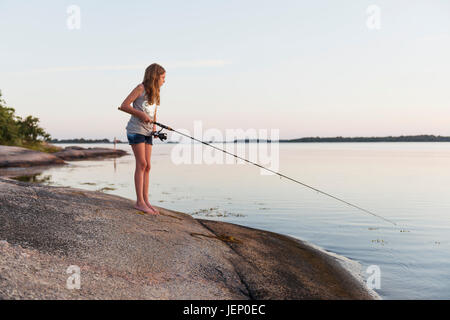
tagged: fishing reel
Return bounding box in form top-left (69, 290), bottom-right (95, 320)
top-left (152, 128), bottom-right (168, 141)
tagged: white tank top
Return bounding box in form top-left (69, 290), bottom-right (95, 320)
top-left (125, 86), bottom-right (158, 135)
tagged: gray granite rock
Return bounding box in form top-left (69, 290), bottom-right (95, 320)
top-left (0, 178), bottom-right (373, 300)
top-left (0, 146), bottom-right (65, 168)
top-left (53, 147), bottom-right (127, 161)
top-left (0, 145), bottom-right (128, 169)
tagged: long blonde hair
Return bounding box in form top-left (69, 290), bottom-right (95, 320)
top-left (142, 63), bottom-right (165, 106)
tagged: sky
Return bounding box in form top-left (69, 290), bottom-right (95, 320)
top-left (1, 0), bottom-right (449, 140)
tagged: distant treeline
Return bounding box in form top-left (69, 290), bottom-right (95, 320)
top-left (229, 135), bottom-right (450, 143)
top-left (281, 135), bottom-right (450, 142)
top-left (50, 138), bottom-right (180, 144)
top-left (50, 138), bottom-right (119, 144)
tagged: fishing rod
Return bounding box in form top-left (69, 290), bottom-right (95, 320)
top-left (152, 121), bottom-right (396, 226)
top-left (118, 108), bottom-right (396, 226)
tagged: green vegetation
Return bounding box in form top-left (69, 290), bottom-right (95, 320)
top-left (0, 90), bottom-right (59, 153)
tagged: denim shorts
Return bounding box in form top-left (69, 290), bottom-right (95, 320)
top-left (127, 133), bottom-right (153, 145)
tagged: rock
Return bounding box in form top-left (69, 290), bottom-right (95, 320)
top-left (65, 146), bottom-right (85, 150)
top-left (0, 178), bottom-right (374, 300)
top-left (54, 146), bottom-right (128, 160)
top-left (0, 146), bottom-right (65, 168)
top-left (52, 147), bottom-right (127, 161)
top-left (198, 220), bottom-right (374, 299)
top-left (0, 145), bottom-right (128, 169)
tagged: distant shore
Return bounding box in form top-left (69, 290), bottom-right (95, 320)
top-left (50, 134), bottom-right (450, 144)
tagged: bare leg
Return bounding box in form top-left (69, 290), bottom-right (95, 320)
top-left (131, 143), bottom-right (156, 214)
top-left (143, 143), bottom-right (160, 214)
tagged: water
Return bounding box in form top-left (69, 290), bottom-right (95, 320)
top-left (7, 142), bottom-right (450, 299)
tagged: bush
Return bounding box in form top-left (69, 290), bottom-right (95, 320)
top-left (0, 90), bottom-right (52, 147)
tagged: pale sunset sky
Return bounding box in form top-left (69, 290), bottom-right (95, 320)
top-left (1, 0), bottom-right (449, 140)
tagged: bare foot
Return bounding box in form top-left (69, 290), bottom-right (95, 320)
top-left (144, 201), bottom-right (160, 215)
top-left (134, 202), bottom-right (158, 215)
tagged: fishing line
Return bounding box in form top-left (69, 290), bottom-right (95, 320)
top-left (117, 107), bottom-right (396, 226)
top-left (152, 121), bottom-right (397, 226)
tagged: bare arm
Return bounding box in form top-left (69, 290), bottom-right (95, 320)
top-left (152, 105), bottom-right (158, 132)
top-left (118, 84), bottom-right (152, 123)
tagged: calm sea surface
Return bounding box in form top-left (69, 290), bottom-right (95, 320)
top-left (9, 142), bottom-right (450, 299)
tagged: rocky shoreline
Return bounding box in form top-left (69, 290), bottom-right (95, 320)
top-left (0, 177), bottom-right (374, 300)
top-left (0, 145), bottom-right (127, 168)
top-left (52, 146), bottom-right (128, 161)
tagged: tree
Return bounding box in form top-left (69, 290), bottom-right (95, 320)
top-left (16, 115), bottom-right (51, 142)
top-left (0, 90), bottom-right (52, 145)
top-left (0, 91), bottom-right (21, 145)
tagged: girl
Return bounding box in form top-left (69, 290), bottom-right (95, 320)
top-left (119, 63), bottom-right (166, 215)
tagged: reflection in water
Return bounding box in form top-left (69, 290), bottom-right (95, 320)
top-left (11, 173), bottom-right (52, 184)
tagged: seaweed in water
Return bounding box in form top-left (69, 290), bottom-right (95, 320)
top-left (191, 207), bottom-right (245, 218)
top-left (97, 186), bottom-right (116, 192)
top-left (81, 182), bottom-right (97, 186)
top-left (11, 174), bottom-right (52, 184)
top-left (371, 239), bottom-right (387, 245)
